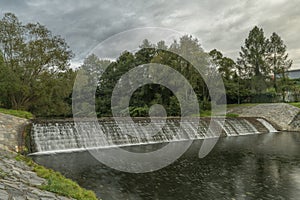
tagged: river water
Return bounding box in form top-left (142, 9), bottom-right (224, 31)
top-left (32, 132), bottom-right (300, 200)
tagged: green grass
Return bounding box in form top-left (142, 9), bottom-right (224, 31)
top-left (0, 108), bottom-right (33, 119)
top-left (15, 155), bottom-right (98, 200)
top-left (200, 110), bottom-right (212, 117)
top-left (0, 168), bottom-right (8, 179)
top-left (225, 113), bottom-right (239, 117)
top-left (289, 102), bottom-right (300, 109)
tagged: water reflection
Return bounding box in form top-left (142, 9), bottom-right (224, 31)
top-left (32, 132), bottom-right (300, 200)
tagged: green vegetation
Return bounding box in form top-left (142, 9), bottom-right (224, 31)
top-left (0, 168), bottom-right (8, 179)
top-left (0, 12), bottom-right (298, 118)
top-left (289, 102), bottom-right (300, 109)
top-left (225, 113), bottom-right (239, 118)
top-left (0, 108), bottom-right (33, 119)
top-left (0, 13), bottom-right (75, 117)
top-left (15, 154), bottom-right (98, 200)
top-left (88, 36), bottom-right (210, 117)
top-left (200, 110), bottom-right (212, 117)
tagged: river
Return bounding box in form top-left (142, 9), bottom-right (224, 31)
top-left (32, 132), bottom-right (300, 200)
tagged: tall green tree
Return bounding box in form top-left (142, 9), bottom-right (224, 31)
top-left (0, 13), bottom-right (73, 114)
top-left (209, 49), bottom-right (241, 103)
top-left (237, 26), bottom-right (269, 93)
top-left (209, 49), bottom-right (236, 80)
top-left (266, 32), bottom-right (292, 93)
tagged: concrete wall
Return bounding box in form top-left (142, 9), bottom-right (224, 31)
top-left (0, 113), bottom-right (29, 152)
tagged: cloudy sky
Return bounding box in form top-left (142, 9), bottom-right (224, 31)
top-left (1, 0), bottom-right (300, 69)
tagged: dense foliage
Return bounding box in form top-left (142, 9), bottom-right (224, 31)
top-left (0, 13), bottom-right (296, 117)
top-left (0, 13), bottom-right (75, 117)
top-left (84, 36), bottom-right (211, 117)
top-left (237, 26), bottom-right (293, 102)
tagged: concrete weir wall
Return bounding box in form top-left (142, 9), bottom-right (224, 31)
top-left (0, 113), bottom-right (29, 151)
top-left (1, 103), bottom-right (300, 153)
top-left (227, 103), bottom-right (300, 131)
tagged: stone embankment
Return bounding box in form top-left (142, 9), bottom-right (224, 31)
top-left (227, 103), bottom-right (300, 131)
top-left (0, 113), bottom-right (29, 152)
top-left (0, 149), bottom-right (73, 200)
top-left (0, 113), bottom-right (75, 199)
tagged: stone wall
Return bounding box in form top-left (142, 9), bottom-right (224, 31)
top-left (0, 113), bottom-right (29, 152)
top-left (289, 113), bottom-right (300, 130)
top-left (0, 150), bottom-right (74, 200)
top-left (227, 103), bottom-right (300, 131)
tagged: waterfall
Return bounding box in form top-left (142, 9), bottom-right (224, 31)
top-left (30, 118), bottom-right (277, 155)
top-left (256, 118), bottom-right (277, 133)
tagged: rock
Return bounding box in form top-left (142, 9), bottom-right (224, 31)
top-left (26, 196), bottom-right (37, 200)
top-left (0, 189), bottom-right (9, 200)
top-left (28, 175), bottom-right (45, 186)
top-left (58, 197), bottom-right (74, 200)
top-left (31, 188), bottom-right (55, 198)
top-left (12, 196), bottom-right (26, 200)
top-left (0, 150), bottom-right (74, 200)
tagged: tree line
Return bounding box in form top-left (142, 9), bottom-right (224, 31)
top-left (0, 13), bottom-right (297, 117)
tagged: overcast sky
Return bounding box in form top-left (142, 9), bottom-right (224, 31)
top-left (1, 0), bottom-right (300, 69)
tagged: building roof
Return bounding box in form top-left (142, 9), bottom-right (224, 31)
top-left (288, 69), bottom-right (300, 79)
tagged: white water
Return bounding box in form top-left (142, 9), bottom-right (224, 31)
top-left (256, 118), bottom-right (278, 133)
top-left (30, 118), bottom-right (276, 155)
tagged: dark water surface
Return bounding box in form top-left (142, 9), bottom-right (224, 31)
top-left (32, 132), bottom-right (300, 200)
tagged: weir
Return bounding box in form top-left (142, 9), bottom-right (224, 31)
top-left (29, 117), bottom-right (277, 155)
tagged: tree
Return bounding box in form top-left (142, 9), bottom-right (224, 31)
top-left (209, 49), bottom-right (240, 103)
top-left (95, 51), bottom-right (135, 116)
top-left (266, 32), bottom-right (292, 93)
top-left (0, 13), bottom-right (73, 113)
top-left (209, 49), bottom-right (236, 80)
top-left (29, 69), bottom-right (76, 116)
top-left (237, 26), bottom-right (269, 93)
top-left (93, 35), bottom-right (212, 117)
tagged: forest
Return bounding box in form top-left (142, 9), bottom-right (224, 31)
top-left (0, 13), bottom-right (298, 117)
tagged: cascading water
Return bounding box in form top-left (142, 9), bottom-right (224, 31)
top-left (256, 118), bottom-right (278, 133)
top-left (30, 118), bottom-right (277, 155)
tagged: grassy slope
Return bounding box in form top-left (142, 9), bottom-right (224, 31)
top-left (0, 108), bottom-right (33, 119)
top-left (15, 154), bottom-right (99, 200)
top-left (288, 102), bottom-right (300, 109)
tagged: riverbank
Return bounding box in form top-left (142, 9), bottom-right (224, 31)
top-left (0, 149), bottom-right (70, 200)
top-left (227, 103), bottom-right (300, 131)
top-left (0, 109), bottom-right (99, 200)
top-left (0, 149), bottom-right (98, 200)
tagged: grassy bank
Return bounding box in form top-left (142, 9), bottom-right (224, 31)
top-left (0, 108), bottom-right (33, 119)
top-left (15, 154), bottom-right (98, 200)
top-left (288, 102), bottom-right (300, 109)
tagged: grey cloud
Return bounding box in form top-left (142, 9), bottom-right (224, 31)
top-left (0, 0), bottom-right (299, 68)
